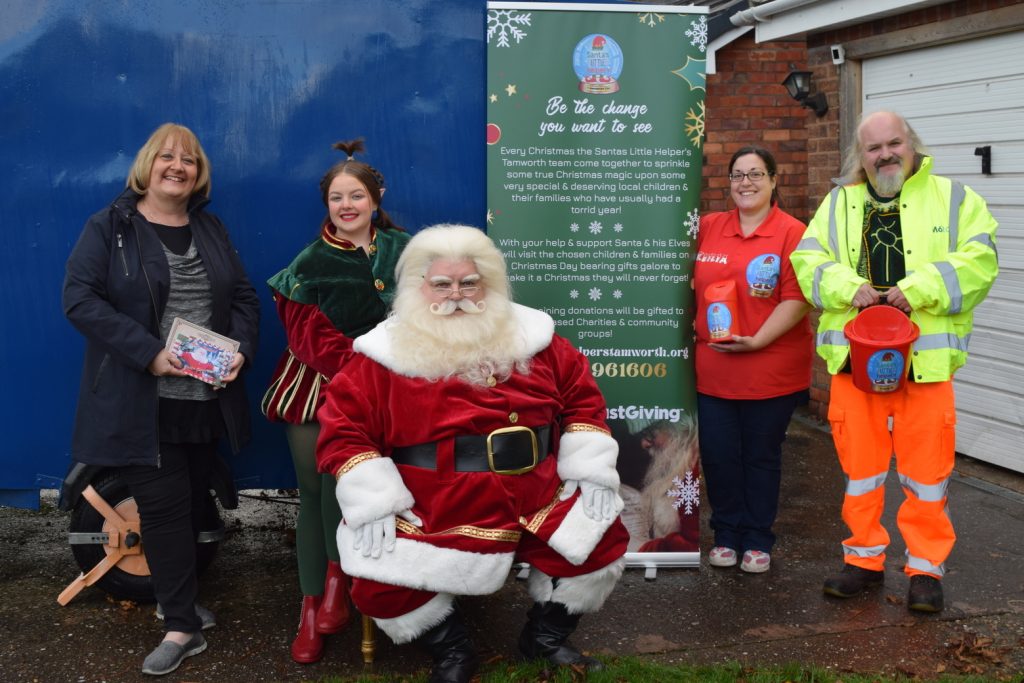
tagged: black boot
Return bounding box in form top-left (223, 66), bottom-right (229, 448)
top-left (416, 608), bottom-right (479, 683)
top-left (518, 601), bottom-right (604, 671)
top-left (823, 564), bottom-right (885, 598)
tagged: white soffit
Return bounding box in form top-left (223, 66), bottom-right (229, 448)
top-left (732, 0), bottom-right (952, 42)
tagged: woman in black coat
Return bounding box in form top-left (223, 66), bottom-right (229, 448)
top-left (63, 123), bottom-right (259, 676)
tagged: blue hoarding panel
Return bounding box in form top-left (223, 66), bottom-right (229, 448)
top-left (0, 0), bottom-right (485, 508)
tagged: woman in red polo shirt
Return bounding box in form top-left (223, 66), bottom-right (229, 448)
top-left (694, 146), bottom-right (813, 573)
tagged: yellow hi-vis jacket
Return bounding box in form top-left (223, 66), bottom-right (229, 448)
top-left (791, 156), bottom-right (999, 383)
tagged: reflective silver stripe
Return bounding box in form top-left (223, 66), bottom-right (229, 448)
top-left (846, 471), bottom-right (888, 496)
top-left (797, 236), bottom-right (825, 252)
top-left (828, 187), bottom-right (841, 258)
top-left (898, 473), bottom-right (948, 502)
top-left (914, 332), bottom-right (968, 352)
top-left (934, 261), bottom-right (963, 314)
top-left (843, 543), bottom-right (886, 558)
top-left (967, 231), bottom-right (997, 255)
top-left (819, 329), bottom-right (849, 347)
top-left (905, 551), bottom-right (945, 577)
top-left (948, 180), bottom-right (964, 251)
top-left (811, 263), bottom-right (828, 307)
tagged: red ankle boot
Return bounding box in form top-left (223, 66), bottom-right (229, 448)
top-left (291, 595), bottom-right (324, 664)
top-left (315, 561), bottom-right (352, 634)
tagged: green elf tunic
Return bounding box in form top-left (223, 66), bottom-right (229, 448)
top-left (262, 222), bottom-right (409, 423)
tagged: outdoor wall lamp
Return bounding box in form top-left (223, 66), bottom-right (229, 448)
top-left (782, 70), bottom-right (829, 117)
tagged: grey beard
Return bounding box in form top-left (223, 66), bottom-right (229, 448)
top-left (872, 167), bottom-right (906, 197)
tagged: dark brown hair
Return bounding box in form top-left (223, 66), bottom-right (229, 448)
top-left (729, 145), bottom-right (780, 206)
top-left (319, 139), bottom-right (403, 231)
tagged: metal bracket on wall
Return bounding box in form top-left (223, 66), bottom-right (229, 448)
top-left (974, 145), bottom-right (992, 175)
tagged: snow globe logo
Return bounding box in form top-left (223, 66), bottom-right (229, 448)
top-left (573, 33), bottom-right (623, 94)
top-left (746, 253), bottom-right (780, 298)
top-left (866, 349), bottom-right (905, 392)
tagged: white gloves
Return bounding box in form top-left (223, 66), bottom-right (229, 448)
top-left (351, 509), bottom-right (422, 558)
top-left (560, 479), bottom-right (618, 521)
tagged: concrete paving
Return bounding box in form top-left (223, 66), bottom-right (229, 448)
top-left (2, 414), bottom-right (1022, 682)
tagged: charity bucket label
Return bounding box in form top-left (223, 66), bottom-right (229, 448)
top-left (865, 348), bottom-right (905, 392)
top-left (707, 303), bottom-right (733, 340)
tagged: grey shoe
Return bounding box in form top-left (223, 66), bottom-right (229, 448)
top-left (141, 632), bottom-right (206, 676)
top-left (155, 603), bottom-right (216, 630)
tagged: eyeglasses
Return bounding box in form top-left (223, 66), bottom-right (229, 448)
top-left (728, 170), bottom-right (770, 182)
top-left (429, 281), bottom-right (480, 297)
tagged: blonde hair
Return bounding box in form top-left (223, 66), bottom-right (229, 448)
top-left (839, 110), bottom-right (927, 185)
top-left (126, 123), bottom-right (212, 197)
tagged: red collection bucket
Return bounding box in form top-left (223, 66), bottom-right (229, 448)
top-left (843, 305), bottom-right (920, 393)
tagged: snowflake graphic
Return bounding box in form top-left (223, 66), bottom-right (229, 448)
top-left (613, 289), bottom-right (623, 299)
top-left (684, 101), bottom-right (705, 147)
top-left (613, 222), bottom-right (624, 233)
top-left (569, 222), bottom-right (581, 233)
top-left (487, 10), bottom-right (531, 47)
top-left (637, 12), bottom-right (665, 28)
top-left (686, 16), bottom-right (708, 53)
top-left (588, 287), bottom-right (602, 301)
top-left (667, 471), bottom-right (700, 515)
top-left (569, 289), bottom-right (580, 299)
top-left (588, 221), bottom-right (603, 235)
top-left (685, 208), bottom-right (700, 239)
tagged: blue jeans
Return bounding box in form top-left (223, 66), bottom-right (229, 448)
top-left (697, 391), bottom-right (804, 554)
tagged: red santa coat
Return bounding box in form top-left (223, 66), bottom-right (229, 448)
top-left (316, 304), bottom-right (627, 598)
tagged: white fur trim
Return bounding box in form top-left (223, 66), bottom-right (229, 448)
top-left (526, 559), bottom-right (625, 614)
top-left (354, 303), bottom-right (554, 374)
top-left (338, 525), bottom-right (515, 595)
top-left (373, 593), bottom-right (455, 644)
top-left (556, 431), bottom-right (620, 489)
top-left (546, 494), bottom-right (624, 565)
top-left (335, 457), bottom-right (415, 528)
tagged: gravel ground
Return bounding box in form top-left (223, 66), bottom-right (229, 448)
top-left (2, 416), bottom-right (1023, 682)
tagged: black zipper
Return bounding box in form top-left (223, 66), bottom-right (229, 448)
top-left (116, 232), bottom-right (129, 276)
top-left (91, 354), bottom-right (110, 392)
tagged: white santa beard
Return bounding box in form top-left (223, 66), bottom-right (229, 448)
top-left (388, 293), bottom-right (530, 384)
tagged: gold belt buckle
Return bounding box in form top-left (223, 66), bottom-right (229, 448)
top-left (487, 426), bottom-right (538, 475)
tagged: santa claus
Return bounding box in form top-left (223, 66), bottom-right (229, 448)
top-left (316, 224), bottom-right (628, 682)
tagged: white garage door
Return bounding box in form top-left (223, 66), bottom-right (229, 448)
top-left (862, 30), bottom-right (1024, 473)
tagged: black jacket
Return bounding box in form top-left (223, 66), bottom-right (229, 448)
top-left (63, 187), bottom-right (260, 466)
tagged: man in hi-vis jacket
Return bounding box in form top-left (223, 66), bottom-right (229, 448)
top-left (791, 110), bottom-right (998, 613)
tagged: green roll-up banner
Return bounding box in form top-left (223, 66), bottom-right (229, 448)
top-left (487, 3), bottom-right (707, 566)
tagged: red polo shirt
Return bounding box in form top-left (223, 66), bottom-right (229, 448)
top-left (694, 205), bottom-right (813, 399)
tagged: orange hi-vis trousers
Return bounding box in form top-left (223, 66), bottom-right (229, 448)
top-left (827, 374), bottom-right (957, 579)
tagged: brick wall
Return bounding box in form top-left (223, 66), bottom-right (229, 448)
top-left (701, 33), bottom-right (811, 224)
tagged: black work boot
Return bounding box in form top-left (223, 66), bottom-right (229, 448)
top-left (823, 564), bottom-right (885, 598)
top-left (518, 601), bottom-right (604, 671)
top-left (415, 608), bottom-right (479, 683)
top-left (907, 575), bottom-right (943, 613)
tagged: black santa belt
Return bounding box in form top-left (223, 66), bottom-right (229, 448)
top-left (390, 425), bottom-right (553, 475)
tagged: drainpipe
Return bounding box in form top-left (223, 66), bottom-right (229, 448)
top-left (731, 0), bottom-right (821, 27)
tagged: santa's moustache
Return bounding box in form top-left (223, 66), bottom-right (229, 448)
top-left (429, 298), bottom-right (487, 316)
